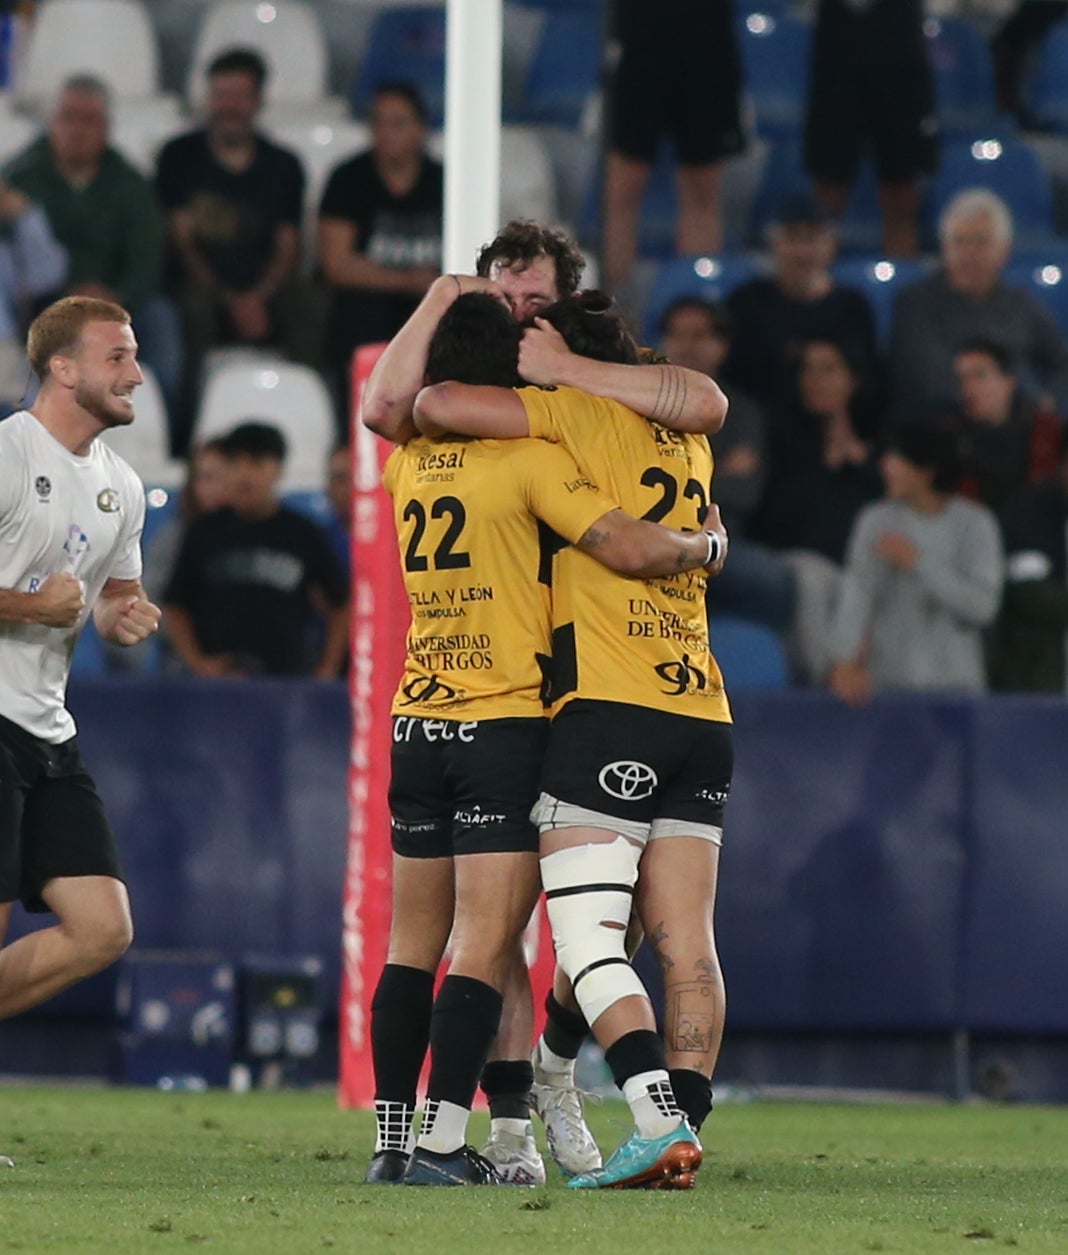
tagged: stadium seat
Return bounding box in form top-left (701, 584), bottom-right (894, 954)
top-left (747, 137), bottom-right (812, 245)
top-left (642, 253), bottom-right (763, 345)
top-left (925, 137), bottom-right (1056, 250)
top-left (734, 11), bottom-right (812, 141)
top-left (99, 367), bottom-right (184, 489)
top-left (187, 0), bottom-right (347, 122)
top-left (351, 7), bottom-right (446, 127)
top-left (1023, 19), bottom-right (1068, 134)
top-left (264, 118), bottom-right (370, 264)
top-left (193, 359), bottom-right (336, 493)
top-left (923, 15), bottom-right (999, 137)
top-left (830, 255), bottom-right (931, 345)
top-left (518, 8), bottom-right (603, 127)
top-left (0, 109), bottom-right (37, 167)
top-left (709, 615), bottom-right (789, 690)
top-left (14, 0), bottom-right (175, 117)
top-left (1003, 246), bottom-right (1068, 335)
top-left (109, 103), bottom-right (187, 177)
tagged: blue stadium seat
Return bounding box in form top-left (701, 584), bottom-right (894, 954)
top-left (925, 137), bottom-right (1055, 249)
top-left (351, 7), bottom-right (446, 127)
top-left (831, 255), bottom-right (930, 345)
top-left (643, 253), bottom-right (763, 345)
top-left (747, 138), bottom-right (812, 244)
top-left (283, 489), bottom-right (333, 527)
top-left (71, 618), bottom-right (108, 678)
top-left (519, 8), bottom-right (603, 125)
top-left (1003, 246), bottom-right (1068, 335)
top-left (1023, 19), bottom-right (1068, 134)
top-left (734, 11), bottom-right (812, 140)
top-left (924, 15), bottom-right (999, 137)
top-left (709, 615), bottom-right (789, 690)
top-left (579, 144), bottom-right (683, 263)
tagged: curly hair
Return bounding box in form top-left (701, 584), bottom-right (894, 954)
top-left (475, 220), bottom-right (585, 298)
top-left (541, 291), bottom-right (639, 367)
top-left (425, 293), bottom-right (523, 387)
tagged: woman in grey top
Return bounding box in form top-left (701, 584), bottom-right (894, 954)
top-left (829, 423), bottom-right (1004, 704)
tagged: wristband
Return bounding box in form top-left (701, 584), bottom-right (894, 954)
top-left (703, 531), bottom-right (723, 566)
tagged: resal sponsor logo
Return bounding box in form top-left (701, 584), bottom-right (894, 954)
top-left (35, 475), bottom-right (51, 500)
top-left (97, 488), bottom-right (120, 513)
top-left (598, 760), bottom-right (658, 802)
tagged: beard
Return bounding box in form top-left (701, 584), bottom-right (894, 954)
top-left (76, 378), bottom-right (135, 428)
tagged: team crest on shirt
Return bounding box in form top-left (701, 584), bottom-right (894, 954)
top-left (97, 488), bottom-right (120, 513)
top-left (35, 475), bottom-right (51, 500)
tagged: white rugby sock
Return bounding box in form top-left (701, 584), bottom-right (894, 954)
top-left (534, 1037), bottom-right (575, 1081)
top-left (417, 1099), bottom-right (470, 1154)
top-left (622, 1070), bottom-right (683, 1139)
top-left (490, 1117), bottom-right (533, 1141)
top-left (374, 1100), bottom-right (415, 1154)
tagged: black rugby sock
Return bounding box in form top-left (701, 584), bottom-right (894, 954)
top-left (481, 1059), bottom-right (534, 1121)
top-left (370, 963), bottom-right (434, 1106)
top-left (543, 991), bottom-right (589, 1061)
top-left (669, 1068), bottom-right (713, 1132)
top-left (426, 975), bottom-right (504, 1109)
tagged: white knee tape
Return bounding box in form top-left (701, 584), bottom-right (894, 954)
top-left (541, 837), bottom-right (646, 1025)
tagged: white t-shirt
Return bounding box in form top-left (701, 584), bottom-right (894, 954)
top-left (0, 410), bottom-right (145, 743)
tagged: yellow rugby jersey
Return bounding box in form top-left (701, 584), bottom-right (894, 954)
top-left (519, 385), bottom-right (731, 724)
top-left (383, 434), bottom-right (617, 721)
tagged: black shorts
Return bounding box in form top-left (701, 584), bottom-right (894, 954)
top-left (389, 716), bottom-right (548, 858)
top-left (0, 713), bottom-right (124, 913)
top-left (608, 1), bottom-right (746, 166)
top-left (539, 700), bottom-right (733, 832)
top-left (804, 3), bottom-right (938, 183)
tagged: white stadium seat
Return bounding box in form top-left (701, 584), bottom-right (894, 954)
top-left (425, 124), bottom-right (559, 232)
top-left (193, 358), bottom-right (336, 493)
top-left (186, 0), bottom-right (347, 121)
top-left (99, 366), bottom-right (184, 489)
top-left (14, 0), bottom-right (176, 117)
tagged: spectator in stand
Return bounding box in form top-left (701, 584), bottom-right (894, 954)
top-left (987, 427), bottom-right (1068, 694)
top-left (827, 422), bottom-right (1003, 706)
top-left (163, 422), bottom-right (349, 679)
top-left (323, 443), bottom-right (351, 582)
top-left (658, 295), bottom-right (794, 633)
top-left (889, 189), bottom-right (1068, 420)
top-left (658, 297), bottom-right (764, 536)
top-left (5, 77), bottom-right (183, 446)
top-left (951, 339), bottom-right (1062, 511)
top-left (754, 338), bottom-right (884, 683)
top-left (156, 48), bottom-right (322, 445)
top-left (317, 82), bottom-right (442, 427)
top-left (0, 178), bottom-right (66, 413)
top-left (804, 0), bottom-right (937, 257)
top-left (601, 0), bottom-right (745, 301)
top-left (142, 436), bottom-right (233, 608)
top-left (726, 194), bottom-right (879, 412)
top-left (991, 0), bottom-right (1068, 121)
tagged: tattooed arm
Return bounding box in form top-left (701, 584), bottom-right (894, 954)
top-left (575, 508), bottom-right (722, 579)
top-left (518, 317), bottom-right (728, 434)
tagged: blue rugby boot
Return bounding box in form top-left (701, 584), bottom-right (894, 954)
top-left (567, 1121), bottom-right (701, 1190)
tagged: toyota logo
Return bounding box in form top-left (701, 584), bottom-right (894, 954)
top-left (598, 760), bottom-right (658, 801)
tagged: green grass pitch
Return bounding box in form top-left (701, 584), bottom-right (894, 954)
top-left (1, 1086), bottom-right (1067, 1253)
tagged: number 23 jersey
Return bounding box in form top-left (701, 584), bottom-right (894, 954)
top-left (382, 434), bottom-right (617, 721)
top-left (518, 385), bottom-right (731, 724)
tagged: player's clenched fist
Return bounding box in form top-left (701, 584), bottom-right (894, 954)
top-left (32, 572), bottom-right (85, 627)
top-left (111, 596), bottom-right (162, 646)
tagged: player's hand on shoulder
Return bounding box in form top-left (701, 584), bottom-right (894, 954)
top-left (112, 596), bottom-right (162, 646)
top-left (518, 318), bottom-right (572, 386)
top-left (33, 572), bottom-right (85, 627)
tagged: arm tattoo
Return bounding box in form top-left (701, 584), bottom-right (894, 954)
top-left (577, 524), bottom-right (609, 553)
top-left (650, 366), bottom-right (688, 424)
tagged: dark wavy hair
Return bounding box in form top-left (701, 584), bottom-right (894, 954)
top-left (475, 220), bottom-right (585, 299)
top-left (540, 291), bottom-right (639, 366)
top-left (425, 293), bottom-right (523, 387)
top-left (886, 421), bottom-right (961, 493)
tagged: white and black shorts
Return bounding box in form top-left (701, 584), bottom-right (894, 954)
top-left (389, 716), bottom-right (548, 858)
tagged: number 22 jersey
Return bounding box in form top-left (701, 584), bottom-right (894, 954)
top-left (382, 434), bottom-right (618, 721)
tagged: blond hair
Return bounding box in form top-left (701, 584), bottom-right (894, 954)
top-left (27, 295), bottom-right (131, 380)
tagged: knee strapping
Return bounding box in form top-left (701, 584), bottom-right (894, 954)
top-left (541, 837), bottom-right (646, 1025)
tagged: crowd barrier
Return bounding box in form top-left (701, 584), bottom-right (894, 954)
top-left (4, 682), bottom-right (1066, 1078)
